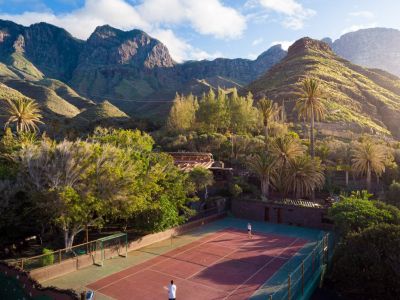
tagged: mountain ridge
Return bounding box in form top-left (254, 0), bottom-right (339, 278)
top-left (248, 37), bottom-right (400, 139)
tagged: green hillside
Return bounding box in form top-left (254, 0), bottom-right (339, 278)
top-left (2, 78), bottom-right (80, 118)
top-left (74, 100), bottom-right (129, 122)
top-left (37, 78), bottom-right (95, 109)
top-left (0, 82), bottom-right (37, 125)
top-left (7, 52), bottom-right (44, 80)
top-left (248, 37), bottom-right (400, 138)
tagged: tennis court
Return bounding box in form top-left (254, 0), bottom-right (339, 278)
top-left (87, 228), bottom-right (307, 299)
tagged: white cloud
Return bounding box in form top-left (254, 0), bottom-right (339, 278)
top-left (341, 23), bottom-right (378, 35)
top-left (0, 0), bottom-right (246, 61)
top-left (252, 37), bottom-right (264, 46)
top-left (349, 11), bottom-right (375, 19)
top-left (256, 0), bottom-right (315, 30)
top-left (270, 40), bottom-right (294, 50)
top-left (247, 53), bottom-right (258, 60)
top-left (151, 29), bottom-right (222, 62)
top-left (138, 0), bottom-right (246, 39)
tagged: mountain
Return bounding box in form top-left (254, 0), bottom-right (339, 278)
top-left (248, 37), bottom-right (400, 139)
top-left (331, 28), bottom-right (400, 77)
top-left (0, 20), bottom-right (83, 81)
top-left (69, 25), bottom-right (286, 116)
top-left (0, 20), bottom-right (287, 120)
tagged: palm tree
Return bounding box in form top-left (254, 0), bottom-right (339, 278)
top-left (287, 156), bottom-right (325, 199)
top-left (258, 98), bottom-right (280, 151)
top-left (247, 152), bottom-right (276, 199)
top-left (1, 98), bottom-right (43, 133)
top-left (269, 135), bottom-right (305, 198)
top-left (270, 135), bottom-right (305, 169)
top-left (295, 78), bottom-right (326, 158)
top-left (351, 141), bottom-right (386, 191)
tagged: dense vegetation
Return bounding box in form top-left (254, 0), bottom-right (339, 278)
top-left (329, 194), bottom-right (400, 299)
top-left (0, 125), bottom-right (198, 250)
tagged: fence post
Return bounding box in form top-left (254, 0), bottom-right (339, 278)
top-left (302, 260), bottom-right (305, 295)
top-left (325, 234), bottom-right (329, 263)
top-left (58, 249), bottom-right (62, 264)
top-left (312, 249), bottom-right (315, 272)
top-left (288, 274), bottom-right (291, 300)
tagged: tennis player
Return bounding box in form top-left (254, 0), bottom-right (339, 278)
top-left (247, 222), bottom-right (252, 239)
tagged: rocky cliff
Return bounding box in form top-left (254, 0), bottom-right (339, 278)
top-left (332, 28), bottom-right (400, 77)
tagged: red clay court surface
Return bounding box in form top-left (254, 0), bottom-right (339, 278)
top-left (88, 229), bottom-right (307, 299)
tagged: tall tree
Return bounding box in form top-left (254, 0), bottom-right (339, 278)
top-left (258, 97), bottom-right (280, 151)
top-left (166, 93), bottom-right (198, 133)
top-left (287, 156), bottom-right (325, 199)
top-left (247, 152), bottom-right (276, 199)
top-left (295, 78), bottom-right (326, 158)
top-left (352, 141), bottom-right (386, 191)
top-left (270, 134), bottom-right (305, 197)
top-left (1, 98), bottom-right (43, 133)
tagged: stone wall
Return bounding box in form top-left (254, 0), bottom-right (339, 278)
top-left (231, 199), bottom-right (333, 230)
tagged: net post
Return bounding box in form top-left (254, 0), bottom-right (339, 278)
top-left (269, 295), bottom-right (273, 300)
top-left (85, 225), bottom-right (89, 254)
top-left (101, 240), bottom-right (104, 267)
top-left (302, 260), bottom-right (305, 295)
top-left (21, 259), bottom-right (24, 270)
top-left (288, 274), bottom-right (291, 300)
top-left (125, 233), bottom-right (128, 258)
top-left (58, 249), bottom-right (61, 264)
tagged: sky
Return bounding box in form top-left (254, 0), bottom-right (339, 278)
top-left (0, 0), bottom-right (399, 62)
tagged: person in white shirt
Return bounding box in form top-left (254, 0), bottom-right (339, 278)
top-left (168, 280), bottom-right (177, 300)
top-left (247, 223), bottom-right (252, 239)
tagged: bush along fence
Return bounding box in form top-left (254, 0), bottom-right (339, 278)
top-left (268, 233), bottom-right (334, 300)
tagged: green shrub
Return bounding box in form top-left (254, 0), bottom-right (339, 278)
top-left (329, 197), bottom-right (400, 236)
top-left (229, 184), bottom-right (243, 198)
top-left (331, 224), bottom-right (400, 299)
top-left (385, 181), bottom-right (400, 208)
top-left (41, 248), bottom-right (54, 266)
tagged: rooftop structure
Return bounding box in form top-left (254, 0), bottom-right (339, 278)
top-left (168, 152), bottom-right (214, 172)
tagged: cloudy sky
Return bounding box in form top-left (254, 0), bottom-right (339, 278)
top-left (0, 0), bottom-right (399, 62)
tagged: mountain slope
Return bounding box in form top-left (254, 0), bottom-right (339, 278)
top-left (1, 78), bottom-right (81, 118)
top-left (332, 28), bottom-right (400, 77)
top-left (248, 37), bottom-right (400, 138)
top-left (76, 100), bottom-right (128, 122)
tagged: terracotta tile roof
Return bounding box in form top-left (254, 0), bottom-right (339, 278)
top-left (168, 152), bottom-right (214, 172)
top-left (268, 199), bottom-right (325, 208)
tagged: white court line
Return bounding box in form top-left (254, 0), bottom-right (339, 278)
top-left (223, 238), bottom-right (301, 300)
top-left (95, 231), bottom-right (229, 292)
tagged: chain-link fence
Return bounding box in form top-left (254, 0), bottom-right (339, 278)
top-left (12, 240), bottom-right (97, 271)
top-left (268, 233), bottom-right (331, 300)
